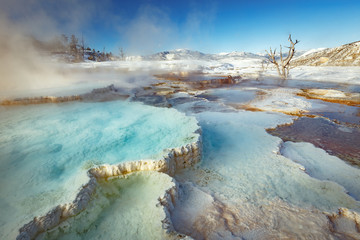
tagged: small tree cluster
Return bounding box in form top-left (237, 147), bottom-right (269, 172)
top-left (47, 34), bottom-right (116, 62)
top-left (37, 34), bottom-right (122, 62)
top-left (87, 48), bottom-right (114, 62)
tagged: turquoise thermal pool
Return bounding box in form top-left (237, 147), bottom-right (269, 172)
top-left (0, 100), bottom-right (199, 239)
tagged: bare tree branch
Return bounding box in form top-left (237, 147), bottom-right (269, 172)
top-left (266, 34), bottom-right (299, 79)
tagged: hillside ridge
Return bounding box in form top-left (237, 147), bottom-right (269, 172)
top-left (293, 41), bottom-right (360, 66)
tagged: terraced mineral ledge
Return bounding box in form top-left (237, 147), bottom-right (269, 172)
top-left (17, 137), bottom-right (202, 240)
top-left (0, 100), bottom-right (201, 240)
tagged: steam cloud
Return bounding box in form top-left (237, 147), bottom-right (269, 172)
top-left (0, 0), bottom-right (109, 98)
top-left (0, 17), bottom-right (69, 97)
top-left (124, 5), bottom-right (178, 55)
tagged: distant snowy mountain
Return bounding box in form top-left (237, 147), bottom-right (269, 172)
top-left (292, 41), bottom-right (360, 66)
top-left (145, 49), bottom-right (207, 60)
top-left (143, 49), bottom-right (265, 61)
top-left (213, 51), bottom-right (263, 59)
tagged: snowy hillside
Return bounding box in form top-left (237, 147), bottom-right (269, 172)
top-left (145, 49), bottom-right (207, 60)
top-left (293, 41), bottom-right (360, 66)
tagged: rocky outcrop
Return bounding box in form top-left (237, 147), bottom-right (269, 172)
top-left (17, 129), bottom-right (202, 240)
top-left (293, 41), bottom-right (360, 66)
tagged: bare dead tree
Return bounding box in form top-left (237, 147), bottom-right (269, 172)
top-left (266, 34), bottom-right (299, 79)
top-left (119, 47), bottom-right (125, 61)
top-left (81, 34), bottom-right (85, 59)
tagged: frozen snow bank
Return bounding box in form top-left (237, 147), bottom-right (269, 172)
top-left (281, 141), bottom-right (360, 200)
top-left (289, 66), bottom-right (360, 85)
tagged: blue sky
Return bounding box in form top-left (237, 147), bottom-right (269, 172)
top-left (1, 0), bottom-right (360, 55)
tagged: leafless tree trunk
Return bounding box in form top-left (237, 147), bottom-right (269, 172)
top-left (81, 34), bottom-right (85, 59)
top-left (119, 47), bottom-right (125, 61)
top-left (266, 34), bottom-right (299, 79)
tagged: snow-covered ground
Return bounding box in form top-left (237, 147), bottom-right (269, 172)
top-left (288, 66), bottom-right (360, 85)
top-left (75, 54), bottom-right (360, 86)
